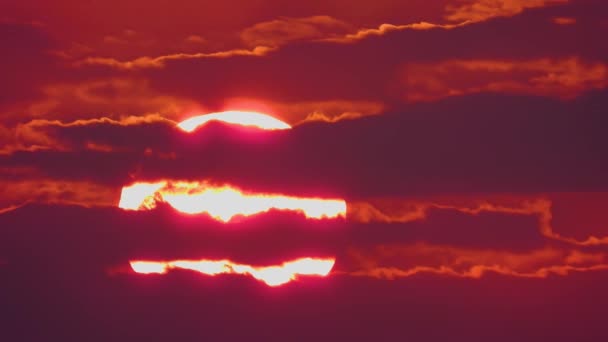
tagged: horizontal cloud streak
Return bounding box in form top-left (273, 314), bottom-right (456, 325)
top-left (403, 58), bottom-right (607, 102)
top-left (76, 46), bottom-right (276, 69)
top-left (344, 243), bottom-right (608, 280)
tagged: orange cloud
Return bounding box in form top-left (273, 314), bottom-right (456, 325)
top-left (325, 0), bottom-right (567, 45)
top-left (0, 98), bottom-right (384, 154)
top-left (275, 99), bottom-right (385, 125)
top-left (326, 21), bottom-right (466, 43)
top-left (46, 115), bottom-right (170, 126)
top-left (402, 58), bottom-right (608, 102)
top-left (344, 243), bottom-right (608, 280)
top-left (70, 0), bottom-right (571, 70)
top-left (22, 78), bottom-right (201, 120)
top-left (445, 0), bottom-right (568, 22)
top-left (0, 178), bottom-right (117, 209)
top-left (70, 18), bottom-right (465, 72)
top-left (1, 114), bottom-right (175, 154)
top-left (241, 16), bottom-right (352, 47)
top-left (299, 111), bottom-right (370, 124)
top-left (77, 46), bottom-right (275, 69)
top-left (349, 263), bottom-right (608, 279)
top-left (0, 203), bottom-right (23, 215)
top-left (349, 196), bottom-right (608, 246)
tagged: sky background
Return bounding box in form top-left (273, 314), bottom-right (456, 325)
top-left (1, 0), bottom-right (608, 340)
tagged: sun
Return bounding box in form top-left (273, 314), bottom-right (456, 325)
top-left (130, 257), bottom-right (336, 287)
top-left (177, 110), bottom-right (291, 132)
top-left (118, 180), bottom-right (347, 222)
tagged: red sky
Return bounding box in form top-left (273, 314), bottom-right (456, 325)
top-left (1, 0), bottom-right (607, 340)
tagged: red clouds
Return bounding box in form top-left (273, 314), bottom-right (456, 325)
top-left (402, 58), bottom-right (607, 102)
top-left (1, 0), bottom-right (608, 340)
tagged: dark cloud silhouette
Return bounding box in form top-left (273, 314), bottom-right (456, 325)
top-left (3, 265), bottom-right (606, 341)
top-left (1, 203), bottom-right (607, 341)
top-left (3, 92), bottom-right (606, 197)
top-left (1, 202), bottom-right (606, 283)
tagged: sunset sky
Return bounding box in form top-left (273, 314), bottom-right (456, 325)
top-left (1, 0), bottom-right (607, 340)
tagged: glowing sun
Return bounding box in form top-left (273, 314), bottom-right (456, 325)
top-left (118, 180), bottom-right (347, 222)
top-left (130, 257), bottom-right (335, 287)
top-left (177, 110), bottom-right (291, 132)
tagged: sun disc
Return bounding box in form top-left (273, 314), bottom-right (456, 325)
top-left (177, 111), bottom-right (291, 132)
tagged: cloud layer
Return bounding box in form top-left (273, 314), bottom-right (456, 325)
top-left (1, 0), bottom-right (607, 340)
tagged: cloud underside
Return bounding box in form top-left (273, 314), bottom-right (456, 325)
top-left (1, 194), bottom-right (608, 282)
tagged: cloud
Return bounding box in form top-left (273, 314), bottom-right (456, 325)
top-left (241, 16), bottom-right (352, 47)
top-left (445, 0), bottom-right (567, 22)
top-left (3, 201), bottom-right (607, 341)
top-left (1, 98), bottom-right (385, 153)
top-left (1, 202), bottom-right (606, 306)
top-left (0, 178), bottom-right (117, 209)
top-left (1, 114), bottom-right (177, 154)
top-left (76, 46), bottom-right (275, 69)
top-left (0, 203), bottom-right (23, 215)
top-left (326, 21), bottom-right (466, 43)
top-left (0, 201), bottom-right (603, 266)
top-left (350, 196), bottom-right (608, 246)
top-left (3, 78), bottom-right (202, 124)
top-left (1, 1), bottom-right (607, 340)
top-left (402, 58), bottom-right (607, 102)
top-left (1, 92), bottom-right (607, 196)
top-left (179, 97), bottom-right (386, 125)
top-left (3, 0), bottom-right (603, 125)
top-left (0, 70), bottom-right (207, 152)
top-left (345, 243), bottom-right (608, 280)
top-left (22, 115), bottom-right (175, 128)
top-left (131, 1), bottom-right (606, 110)
top-left (299, 111), bottom-right (371, 123)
